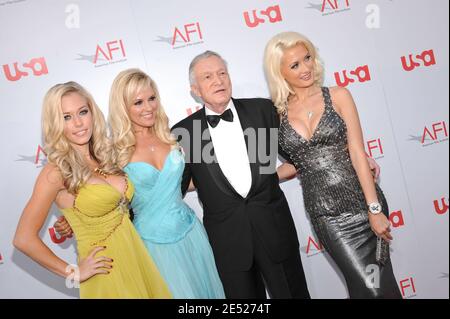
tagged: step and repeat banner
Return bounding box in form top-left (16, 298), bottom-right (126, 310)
top-left (0, 0), bottom-right (448, 298)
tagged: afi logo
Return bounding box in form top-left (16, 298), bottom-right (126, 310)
top-left (366, 138), bottom-right (384, 159)
top-left (16, 145), bottom-right (48, 168)
top-left (434, 197), bottom-right (449, 215)
top-left (422, 121), bottom-right (448, 144)
top-left (390, 210), bottom-right (405, 228)
top-left (34, 145), bottom-right (47, 166)
top-left (172, 23), bottom-right (203, 46)
top-left (94, 39), bottom-right (126, 64)
top-left (401, 49), bottom-right (436, 72)
top-left (321, 0), bottom-right (350, 12)
top-left (49, 227), bottom-right (72, 244)
top-left (3, 57), bottom-right (48, 82)
top-left (186, 106), bottom-right (201, 116)
top-left (244, 4), bottom-right (283, 28)
top-left (334, 65), bottom-right (371, 87)
top-left (399, 277), bottom-right (416, 298)
top-left (305, 236), bottom-right (324, 256)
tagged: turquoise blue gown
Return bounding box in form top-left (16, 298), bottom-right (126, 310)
top-left (124, 148), bottom-right (225, 299)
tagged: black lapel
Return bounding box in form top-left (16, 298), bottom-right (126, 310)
top-left (232, 98), bottom-right (260, 198)
top-left (199, 107), bottom-right (243, 199)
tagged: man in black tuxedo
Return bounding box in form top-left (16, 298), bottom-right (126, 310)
top-left (171, 51), bottom-right (311, 299)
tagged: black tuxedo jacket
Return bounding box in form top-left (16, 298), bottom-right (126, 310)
top-left (171, 98), bottom-right (299, 273)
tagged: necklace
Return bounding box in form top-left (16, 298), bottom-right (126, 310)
top-left (147, 133), bottom-right (158, 152)
top-left (94, 167), bottom-right (108, 178)
top-left (296, 89), bottom-right (315, 121)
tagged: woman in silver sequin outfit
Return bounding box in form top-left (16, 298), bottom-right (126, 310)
top-left (264, 32), bottom-right (402, 299)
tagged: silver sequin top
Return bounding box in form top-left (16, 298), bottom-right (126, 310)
top-left (279, 87), bottom-right (387, 220)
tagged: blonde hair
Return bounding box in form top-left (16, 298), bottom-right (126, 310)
top-left (108, 68), bottom-right (176, 169)
top-left (264, 31), bottom-right (324, 114)
top-left (42, 81), bottom-right (122, 194)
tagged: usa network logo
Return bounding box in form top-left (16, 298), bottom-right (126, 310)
top-left (49, 227), bottom-right (72, 244)
top-left (401, 49), bottom-right (436, 72)
top-left (306, 0), bottom-right (351, 16)
top-left (408, 121), bottom-right (448, 147)
top-left (434, 196), bottom-right (449, 215)
top-left (16, 145), bottom-right (47, 168)
top-left (3, 57), bottom-right (48, 82)
top-left (335, 64), bottom-right (371, 87)
top-left (243, 4), bottom-right (283, 28)
top-left (390, 210), bottom-right (406, 229)
top-left (155, 22), bottom-right (204, 50)
top-left (76, 39), bottom-right (127, 68)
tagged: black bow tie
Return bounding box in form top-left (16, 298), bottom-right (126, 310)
top-left (206, 108), bottom-right (234, 128)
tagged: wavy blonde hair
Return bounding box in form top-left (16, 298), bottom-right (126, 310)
top-left (108, 68), bottom-right (176, 169)
top-left (42, 81), bottom-right (122, 194)
top-left (264, 31), bottom-right (324, 114)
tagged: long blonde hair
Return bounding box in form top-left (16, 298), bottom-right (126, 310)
top-left (42, 81), bottom-right (122, 194)
top-left (264, 31), bottom-right (324, 114)
top-left (108, 68), bottom-right (176, 169)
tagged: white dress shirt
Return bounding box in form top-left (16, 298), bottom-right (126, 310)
top-left (205, 100), bottom-right (252, 198)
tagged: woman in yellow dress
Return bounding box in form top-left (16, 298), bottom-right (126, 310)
top-left (13, 81), bottom-right (172, 299)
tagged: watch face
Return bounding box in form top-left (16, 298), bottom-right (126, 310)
top-left (370, 203), bottom-right (382, 213)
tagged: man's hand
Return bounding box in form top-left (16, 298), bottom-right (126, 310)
top-left (54, 216), bottom-right (73, 237)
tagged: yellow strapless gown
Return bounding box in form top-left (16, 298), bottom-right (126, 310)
top-left (61, 177), bottom-right (172, 299)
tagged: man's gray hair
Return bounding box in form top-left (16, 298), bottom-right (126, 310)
top-left (189, 50), bottom-right (228, 86)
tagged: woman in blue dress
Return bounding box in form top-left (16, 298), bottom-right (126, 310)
top-left (105, 68), bottom-right (225, 298)
top-left (54, 69), bottom-right (224, 298)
